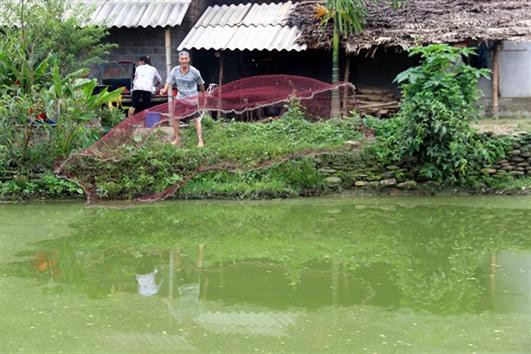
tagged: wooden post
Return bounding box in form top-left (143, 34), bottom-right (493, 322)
top-left (342, 53), bottom-right (351, 116)
top-left (165, 27), bottom-right (174, 121)
top-left (492, 42), bottom-right (500, 117)
top-left (218, 52), bottom-right (224, 117)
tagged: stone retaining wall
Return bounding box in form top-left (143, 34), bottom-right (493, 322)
top-left (314, 134), bottom-right (531, 190)
top-left (482, 136), bottom-right (531, 177)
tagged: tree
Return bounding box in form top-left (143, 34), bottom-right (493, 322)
top-left (0, 0), bottom-right (115, 75)
top-left (321, 0), bottom-right (405, 117)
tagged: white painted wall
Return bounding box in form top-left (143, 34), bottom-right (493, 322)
top-left (499, 40), bottom-right (531, 98)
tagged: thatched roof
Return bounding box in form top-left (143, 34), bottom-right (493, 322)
top-left (288, 0), bottom-right (531, 54)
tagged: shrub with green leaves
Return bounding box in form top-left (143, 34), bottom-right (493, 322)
top-left (0, 0), bottom-right (121, 183)
top-left (0, 61), bottom-right (122, 178)
top-left (373, 44), bottom-right (499, 183)
top-left (0, 0), bottom-right (114, 76)
top-left (0, 173), bottom-right (83, 200)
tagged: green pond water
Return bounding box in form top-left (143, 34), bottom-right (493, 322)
top-left (1, 196), bottom-right (530, 353)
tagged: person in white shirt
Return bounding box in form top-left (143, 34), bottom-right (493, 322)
top-left (129, 56), bottom-right (162, 118)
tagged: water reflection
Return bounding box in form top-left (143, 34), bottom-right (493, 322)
top-left (1, 198), bottom-right (531, 352)
top-left (135, 270), bottom-right (162, 297)
top-left (4, 243), bottom-right (530, 316)
top-left (490, 250), bottom-right (531, 314)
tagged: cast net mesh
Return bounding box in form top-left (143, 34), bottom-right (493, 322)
top-left (56, 75), bottom-right (356, 202)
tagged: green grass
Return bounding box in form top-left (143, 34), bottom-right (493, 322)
top-left (178, 158), bottom-right (326, 199)
top-left (483, 176), bottom-right (531, 192)
top-left (67, 113), bottom-right (363, 199)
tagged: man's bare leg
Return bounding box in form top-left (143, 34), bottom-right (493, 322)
top-left (128, 107), bottom-right (135, 119)
top-left (172, 118), bottom-right (180, 146)
top-left (194, 117), bottom-right (204, 147)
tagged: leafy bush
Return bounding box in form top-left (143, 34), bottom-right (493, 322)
top-left (99, 107), bottom-right (126, 131)
top-left (0, 0), bottom-right (122, 186)
top-left (0, 173), bottom-right (83, 200)
top-left (371, 45), bottom-right (502, 183)
top-left (0, 0), bottom-right (114, 75)
top-left (0, 61), bottom-right (122, 178)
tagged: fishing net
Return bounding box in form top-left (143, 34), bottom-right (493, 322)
top-left (56, 75), bottom-right (356, 202)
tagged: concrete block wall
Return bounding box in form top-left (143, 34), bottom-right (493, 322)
top-left (500, 41), bottom-right (531, 98)
top-left (99, 0), bottom-right (210, 82)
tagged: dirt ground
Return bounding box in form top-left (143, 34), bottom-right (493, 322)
top-left (471, 117), bottom-right (531, 135)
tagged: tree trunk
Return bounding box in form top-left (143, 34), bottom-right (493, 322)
top-left (330, 20), bottom-right (341, 118)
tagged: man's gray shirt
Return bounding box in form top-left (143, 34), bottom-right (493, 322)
top-left (166, 65), bottom-right (204, 99)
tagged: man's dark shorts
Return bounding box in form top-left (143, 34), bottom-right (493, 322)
top-left (132, 90), bottom-right (152, 112)
top-left (177, 102), bottom-right (200, 121)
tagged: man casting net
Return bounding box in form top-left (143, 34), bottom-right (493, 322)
top-left (56, 75), bottom-right (357, 202)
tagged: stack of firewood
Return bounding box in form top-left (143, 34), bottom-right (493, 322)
top-left (353, 87), bottom-right (400, 117)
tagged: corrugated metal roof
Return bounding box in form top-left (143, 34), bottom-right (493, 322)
top-left (80, 0), bottom-right (192, 28)
top-left (178, 1), bottom-right (307, 52)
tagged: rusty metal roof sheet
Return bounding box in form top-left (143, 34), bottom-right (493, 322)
top-left (81, 0), bottom-right (192, 28)
top-left (178, 1), bottom-right (307, 52)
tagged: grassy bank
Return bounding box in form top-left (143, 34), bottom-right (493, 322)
top-left (2, 115), bottom-right (530, 201)
top-left (1, 111), bottom-right (363, 200)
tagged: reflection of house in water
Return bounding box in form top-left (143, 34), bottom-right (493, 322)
top-left (167, 287), bottom-right (298, 337)
top-left (491, 250), bottom-right (531, 314)
top-left (165, 259), bottom-right (299, 337)
top-left (163, 252), bottom-right (379, 337)
top-left (201, 262), bottom-right (379, 309)
top-left (194, 310), bottom-right (298, 337)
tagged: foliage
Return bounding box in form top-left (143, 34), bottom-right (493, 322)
top-left (0, 0), bottom-right (123, 181)
top-left (370, 44), bottom-right (498, 183)
top-left (99, 106), bottom-right (126, 131)
top-left (0, 0), bottom-right (122, 185)
top-left (322, 0), bottom-right (367, 35)
top-left (0, 0), bottom-right (115, 75)
top-left (0, 173), bottom-right (83, 200)
top-left (45, 67), bottom-right (123, 156)
top-left (0, 59), bottom-right (123, 178)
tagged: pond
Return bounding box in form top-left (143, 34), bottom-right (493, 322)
top-left (1, 196), bottom-right (530, 353)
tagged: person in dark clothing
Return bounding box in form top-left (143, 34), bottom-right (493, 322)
top-left (129, 56), bottom-right (162, 118)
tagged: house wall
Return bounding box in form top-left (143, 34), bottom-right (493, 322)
top-left (478, 40), bottom-right (531, 116)
top-left (499, 40), bottom-right (531, 98)
top-left (97, 0), bottom-right (210, 82)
